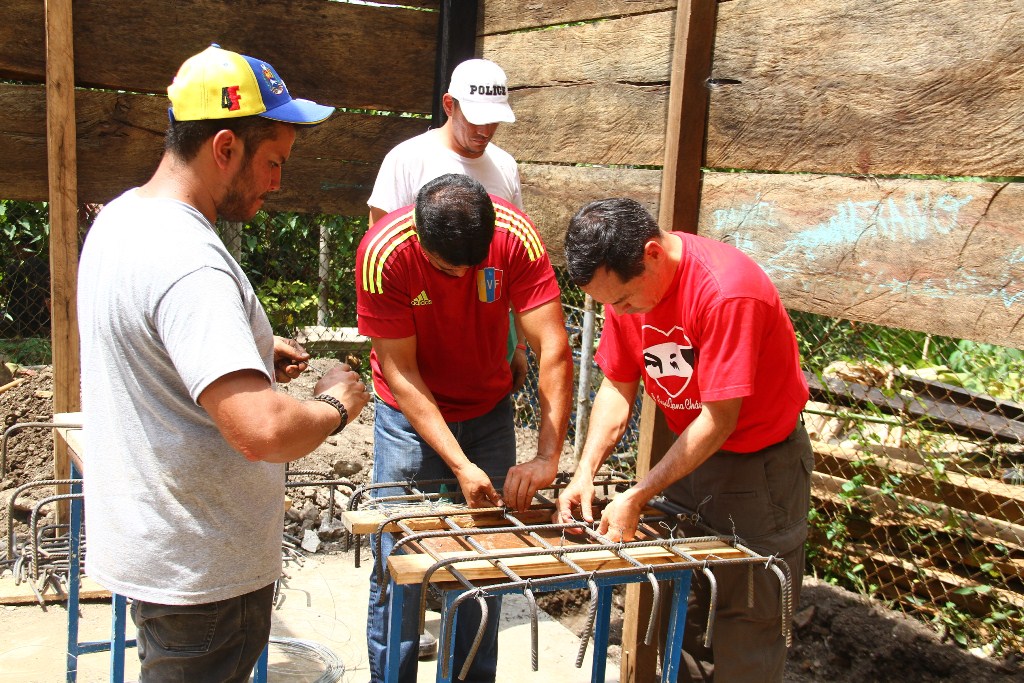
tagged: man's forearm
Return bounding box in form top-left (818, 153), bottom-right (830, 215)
top-left (389, 377), bottom-right (472, 473)
top-left (629, 400), bottom-right (740, 502)
top-left (534, 345), bottom-right (573, 465)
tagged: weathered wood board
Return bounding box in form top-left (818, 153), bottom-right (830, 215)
top-left (813, 471), bottom-right (1024, 555)
top-left (699, 172), bottom-right (1024, 349)
top-left (814, 442), bottom-right (1024, 527)
top-left (488, 0), bottom-right (1024, 176)
top-left (0, 0), bottom-right (437, 113)
top-left (519, 163), bottom-right (663, 267)
top-left (481, 0), bottom-right (675, 35)
top-left (0, 84), bottom-right (427, 214)
top-left (486, 11), bottom-right (673, 166)
top-left (707, 0), bottom-right (1024, 176)
top-left (0, 575), bottom-right (109, 605)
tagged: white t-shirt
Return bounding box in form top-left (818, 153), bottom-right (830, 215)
top-left (367, 128), bottom-right (523, 211)
top-left (78, 189), bottom-right (284, 605)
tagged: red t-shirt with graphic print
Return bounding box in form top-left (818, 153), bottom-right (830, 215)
top-left (595, 232), bottom-right (808, 452)
top-left (356, 196), bottom-right (560, 422)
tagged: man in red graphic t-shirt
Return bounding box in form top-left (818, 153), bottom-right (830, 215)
top-left (555, 198), bottom-right (813, 683)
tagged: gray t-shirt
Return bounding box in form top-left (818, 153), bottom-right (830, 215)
top-left (78, 189), bottom-right (284, 605)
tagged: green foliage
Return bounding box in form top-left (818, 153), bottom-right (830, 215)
top-left (239, 211), bottom-right (368, 335)
top-left (0, 337), bottom-right (52, 366)
top-left (0, 200), bottom-right (49, 254)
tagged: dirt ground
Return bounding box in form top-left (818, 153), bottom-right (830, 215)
top-left (2, 360), bottom-right (1023, 681)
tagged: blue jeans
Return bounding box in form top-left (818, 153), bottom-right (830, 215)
top-left (366, 396), bottom-right (516, 683)
top-left (130, 582), bottom-right (275, 683)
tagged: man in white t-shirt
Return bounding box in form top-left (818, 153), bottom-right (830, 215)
top-left (367, 58), bottom-right (521, 224)
top-left (78, 44), bottom-right (370, 683)
top-left (367, 58), bottom-right (530, 391)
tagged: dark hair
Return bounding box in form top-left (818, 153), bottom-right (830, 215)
top-left (564, 198), bottom-right (661, 286)
top-left (164, 116), bottom-right (284, 162)
top-left (414, 174), bottom-right (495, 266)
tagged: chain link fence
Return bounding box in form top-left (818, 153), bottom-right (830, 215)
top-left (793, 311), bottom-right (1024, 655)
top-left (0, 201), bottom-right (53, 366)
top-left (2, 202), bottom-right (1021, 654)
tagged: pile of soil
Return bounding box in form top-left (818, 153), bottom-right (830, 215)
top-left (2, 362), bottom-right (1022, 681)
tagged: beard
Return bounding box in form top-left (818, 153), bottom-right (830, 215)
top-left (216, 156), bottom-right (262, 222)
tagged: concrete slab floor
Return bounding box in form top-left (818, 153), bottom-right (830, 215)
top-left (0, 550), bottom-right (615, 683)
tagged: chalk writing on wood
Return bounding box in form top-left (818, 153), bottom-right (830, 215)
top-left (700, 173), bottom-right (1024, 347)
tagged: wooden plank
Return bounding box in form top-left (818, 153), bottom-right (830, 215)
top-left (517, 164), bottom-right (662, 267)
top-left (848, 546), bottom-right (1024, 615)
top-left (0, 0), bottom-right (438, 113)
top-left (387, 539), bottom-right (747, 584)
top-left (493, 82), bottom-right (668, 166)
top-left (806, 373), bottom-right (1024, 444)
top-left (485, 11), bottom-right (675, 166)
top-left (482, 0), bottom-right (675, 34)
top-left (0, 84), bottom-right (428, 213)
top-left (813, 471), bottom-right (1024, 552)
top-left (45, 0), bottom-right (79, 525)
top-left (658, 0), bottom-right (717, 235)
top-left (698, 172), bottom-right (1024, 349)
top-left (485, 12), bottom-right (672, 88)
top-left (895, 370), bottom-right (1024, 421)
top-left (708, 0), bottom-right (1024, 177)
top-left (813, 442), bottom-right (1024, 527)
top-left (342, 507), bottom-right (559, 535)
top-left (812, 475), bottom-right (1024, 582)
top-left (0, 575), bottom-right (110, 605)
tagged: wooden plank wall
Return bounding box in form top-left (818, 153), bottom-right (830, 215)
top-left (480, 0), bottom-right (1024, 350)
top-left (0, 0), bottom-right (440, 216)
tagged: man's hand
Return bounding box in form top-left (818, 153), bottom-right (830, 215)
top-left (455, 463), bottom-right (505, 508)
top-left (313, 362), bottom-right (371, 426)
top-left (595, 488), bottom-right (644, 542)
top-left (503, 455), bottom-right (557, 512)
top-left (510, 346), bottom-right (528, 393)
top-left (554, 474), bottom-right (597, 532)
top-left (273, 337), bottom-right (310, 383)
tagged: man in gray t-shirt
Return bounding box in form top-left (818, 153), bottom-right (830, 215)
top-left (77, 44), bottom-right (370, 683)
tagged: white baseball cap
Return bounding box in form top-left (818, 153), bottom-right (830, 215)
top-left (447, 59), bottom-right (515, 125)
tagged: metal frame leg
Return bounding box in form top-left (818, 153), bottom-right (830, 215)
top-left (590, 587), bottom-right (614, 682)
top-left (661, 572), bottom-right (692, 683)
top-left (66, 466), bottom-right (83, 683)
top-left (109, 594), bottom-right (128, 682)
top-left (253, 644), bottom-right (269, 682)
top-left (385, 581), bottom-right (407, 682)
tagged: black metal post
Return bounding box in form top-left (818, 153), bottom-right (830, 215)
top-left (432, 0), bottom-right (480, 129)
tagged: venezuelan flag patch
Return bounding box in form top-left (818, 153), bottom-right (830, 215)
top-left (477, 267), bottom-right (503, 303)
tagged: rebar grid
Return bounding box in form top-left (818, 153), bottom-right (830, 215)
top-left (349, 476), bottom-right (792, 680)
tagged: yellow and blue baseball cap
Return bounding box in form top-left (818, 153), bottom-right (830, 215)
top-left (167, 44), bottom-right (334, 125)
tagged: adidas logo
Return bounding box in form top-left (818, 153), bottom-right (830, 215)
top-left (410, 290), bottom-right (432, 306)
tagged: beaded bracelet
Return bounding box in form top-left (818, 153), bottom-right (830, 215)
top-left (313, 394), bottom-right (348, 436)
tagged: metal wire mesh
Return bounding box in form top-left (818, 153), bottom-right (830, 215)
top-left (3, 203), bottom-right (1021, 654)
top-left (793, 310), bottom-right (1024, 654)
top-left (0, 201), bottom-right (53, 362)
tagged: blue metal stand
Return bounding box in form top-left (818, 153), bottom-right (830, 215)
top-left (65, 461), bottom-right (137, 683)
top-left (385, 567), bottom-right (692, 683)
top-left (253, 644), bottom-right (269, 682)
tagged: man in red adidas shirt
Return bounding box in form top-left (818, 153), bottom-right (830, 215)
top-left (356, 173), bottom-right (573, 682)
top-left (555, 198), bottom-right (813, 683)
